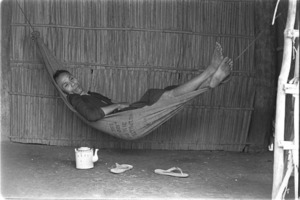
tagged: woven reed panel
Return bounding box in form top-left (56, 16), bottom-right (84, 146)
top-left (10, 0), bottom-right (255, 151)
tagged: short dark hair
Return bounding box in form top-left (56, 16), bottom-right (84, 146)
top-left (53, 70), bottom-right (70, 82)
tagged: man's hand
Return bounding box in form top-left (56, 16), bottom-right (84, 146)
top-left (117, 102), bottom-right (130, 110)
top-left (102, 103), bottom-right (129, 115)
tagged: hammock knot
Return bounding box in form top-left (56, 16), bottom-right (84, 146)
top-left (31, 31), bottom-right (40, 41)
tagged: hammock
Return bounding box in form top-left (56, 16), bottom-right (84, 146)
top-left (32, 31), bottom-right (210, 140)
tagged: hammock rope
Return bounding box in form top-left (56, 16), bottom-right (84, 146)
top-left (16, 0), bottom-right (35, 32)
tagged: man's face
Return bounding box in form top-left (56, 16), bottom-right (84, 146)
top-left (56, 72), bottom-right (83, 95)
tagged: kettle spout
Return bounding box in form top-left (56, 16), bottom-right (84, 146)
top-left (92, 149), bottom-right (99, 162)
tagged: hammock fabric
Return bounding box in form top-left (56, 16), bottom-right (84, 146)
top-left (32, 31), bottom-right (210, 140)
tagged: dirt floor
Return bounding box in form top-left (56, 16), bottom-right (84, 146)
top-left (0, 141), bottom-right (284, 199)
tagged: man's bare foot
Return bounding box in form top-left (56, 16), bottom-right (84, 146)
top-left (209, 57), bottom-right (233, 88)
top-left (209, 42), bottom-right (224, 70)
top-left (195, 43), bottom-right (225, 90)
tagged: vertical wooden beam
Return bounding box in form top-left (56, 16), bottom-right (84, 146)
top-left (247, 0), bottom-right (277, 151)
top-left (272, 0), bottom-right (297, 198)
top-left (1, 0), bottom-right (12, 141)
top-left (292, 48), bottom-right (299, 198)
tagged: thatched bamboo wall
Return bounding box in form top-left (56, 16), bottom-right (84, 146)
top-left (9, 0), bottom-right (256, 151)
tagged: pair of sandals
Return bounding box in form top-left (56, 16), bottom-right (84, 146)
top-left (110, 163), bottom-right (189, 178)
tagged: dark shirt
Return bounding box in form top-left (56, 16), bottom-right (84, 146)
top-left (68, 92), bottom-right (113, 122)
top-left (67, 86), bottom-right (177, 122)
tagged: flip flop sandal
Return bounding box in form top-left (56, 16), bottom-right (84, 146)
top-left (110, 163), bottom-right (133, 174)
top-left (154, 167), bottom-right (189, 178)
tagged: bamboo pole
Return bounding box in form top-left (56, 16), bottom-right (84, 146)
top-left (272, 0), bottom-right (297, 198)
top-left (293, 94), bottom-right (299, 200)
top-left (274, 151), bottom-right (294, 200)
top-left (292, 46), bottom-right (299, 200)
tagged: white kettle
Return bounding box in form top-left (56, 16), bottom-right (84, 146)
top-left (75, 147), bottom-right (99, 169)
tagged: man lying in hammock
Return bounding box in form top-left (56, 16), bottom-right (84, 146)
top-left (53, 43), bottom-right (233, 122)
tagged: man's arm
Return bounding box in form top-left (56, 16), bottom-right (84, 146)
top-left (101, 103), bottom-right (130, 115)
top-left (71, 98), bottom-right (105, 121)
top-left (70, 95), bottom-right (129, 121)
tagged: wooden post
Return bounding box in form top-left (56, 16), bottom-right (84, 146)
top-left (272, 0), bottom-right (297, 198)
top-left (292, 46), bottom-right (299, 200)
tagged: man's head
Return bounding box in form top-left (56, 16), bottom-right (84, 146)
top-left (53, 70), bottom-right (84, 95)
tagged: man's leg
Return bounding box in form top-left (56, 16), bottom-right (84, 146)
top-left (165, 42), bottom-right (224, 97)
top-left (161, 56), bottom-right (232, 100)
